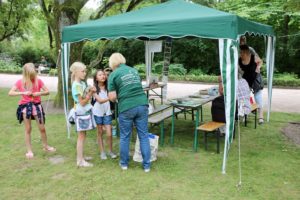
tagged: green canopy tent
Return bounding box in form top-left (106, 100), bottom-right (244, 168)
top-left (61, 0), bottom-right (275, 173)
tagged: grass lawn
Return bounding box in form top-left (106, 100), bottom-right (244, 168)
top-left (0, 88), bottom-right (299, 200)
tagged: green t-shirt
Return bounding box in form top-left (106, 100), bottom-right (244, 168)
top-left (108, 64), bottom-right (148, 113)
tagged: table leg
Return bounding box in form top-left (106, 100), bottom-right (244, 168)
top-left (161, 86), bottom-right (163, 105)
top-left (171, 106), bottom-right (175, 145)
top-left (255, 110), bottom-right (257, 129)
top-left (200, 106), bottom-right (203, 122)
top-left (160, 120), bottom-right (164, 146)
top-left (193, 107), bottom-right (200, 151)
top-left (216, 130), bottom-right (220, 153)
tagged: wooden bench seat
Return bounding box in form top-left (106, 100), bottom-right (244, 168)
top-left (244, 103), bottom-right (258, 129)
top-left (197, 121), bottom-right (225, 153)
top-left (148, 107), bottom-right (181, 145)
top-left (148, 108), bottom-right (180, 124)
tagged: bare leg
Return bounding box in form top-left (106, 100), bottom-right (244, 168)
top-left (77, 131), bottom-right (86, 163)
top-left (76, 131), bottom-right (93, 167)
top-left (105, 125), bottom-right (113, 152)
top-left (97, 125), bottom-right (105, 153)
top-left (34, 115), bottom-right (56, 151)
top-left (23, 113), bottom-right (33, 158)
top-left (34, 115), bottom-right (56, 152)
top-left (34, 115), bottom-right (47, 146)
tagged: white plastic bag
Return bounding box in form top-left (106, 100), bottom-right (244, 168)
top-left (148, 103), bottom-right (154, 114)
top-left (133, 134), bottom-right (159, 162)
top-left (68, 108), bottom-right (75, 124)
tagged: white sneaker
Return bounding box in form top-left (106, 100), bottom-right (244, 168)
top-left (77, 160), bottom-right (93, 167)
top-left (119, 164), bottom-right (128, 170)
top-left (100, 152), bottom-right (107, 160)
top-left (144, 168), bottom-right (150, 173)
top-left (108, 152), bottom-right (117, 159)
top-left (84, 156), bottom-right (93, 161)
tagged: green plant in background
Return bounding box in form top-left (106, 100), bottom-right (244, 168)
top-left (101, 57), bottom-right (109, 68)
top-left (273, 72), bottom-right (300, 87)
top-left (0, 60), bottom-right (22, 74)
top-left (188, 68), bottom-right (206, 76)
top-left (49, 68), bottom-right (57, 76)
top-left (134, 63), bottom-right (146, 74)
top-left (169, 63), bottom-right (187, 75)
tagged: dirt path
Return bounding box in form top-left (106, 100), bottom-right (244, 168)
top-left (1, 73), bottom-right (300, 113)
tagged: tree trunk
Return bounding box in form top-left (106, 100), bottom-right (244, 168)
top-left (282, 14), bottom-right (290, 67)
top-left (39, 0), bottom-right (88, 108)
top-left (40, 0), bottom-right (144, 108)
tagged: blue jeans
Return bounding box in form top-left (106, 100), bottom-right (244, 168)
top-left (118, 105), bottom-right (150, 169)
top-left (254, 89), bottom-right (263, 109)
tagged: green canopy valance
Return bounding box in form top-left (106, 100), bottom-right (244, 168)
top-left (62, 0), bottom-right (274, 43)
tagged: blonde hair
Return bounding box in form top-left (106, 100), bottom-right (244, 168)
top-left (109, 53), bottom-right (126, 70)
top-left (22, 63), bottom-right (37, 90)
top-left (70, 61), bottom-right (86, 83)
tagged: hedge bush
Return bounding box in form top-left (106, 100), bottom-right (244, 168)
top-left (0, 60), bottom-right (299, 87)
top-left (0, 60), bottom-right (22, 74)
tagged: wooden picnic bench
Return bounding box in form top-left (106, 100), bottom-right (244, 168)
top-left (148, 105), bottom-right (181, 145)
top-left (197, 121), bottom-right (225, 153)
top-left (244, 103), bottom-right (258, 129)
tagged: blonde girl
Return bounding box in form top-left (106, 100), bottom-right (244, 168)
top-left (70, 61), bottom-right (96, 167)
top-left (8, 63), bottom-right (56, 159)
top-left (92, 69), bottom-right (117, 160)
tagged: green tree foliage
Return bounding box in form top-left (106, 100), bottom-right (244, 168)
top-left (0, 0), bottom-right (33, 42)
top-left (216, 0), bottom-right (300, 76)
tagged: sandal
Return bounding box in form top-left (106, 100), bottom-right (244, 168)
top-left (77, 160), bottom-right (93, 167)
top-left (258, 118), bottom-right (264, 125)
top-left (25, 152), bottom-right (34, 159)
top-left (43, 146), bottom-right (56, 152)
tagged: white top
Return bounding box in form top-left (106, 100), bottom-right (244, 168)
top-left (92, 90), bottom-right (112, 117)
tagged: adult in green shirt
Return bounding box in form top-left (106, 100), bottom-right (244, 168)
top-left (108, 53), bottom-right (150, 172)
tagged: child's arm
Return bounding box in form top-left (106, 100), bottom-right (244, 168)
top-left (32, 85), bottom-right (49, 97)
top-left (93, 93), bottom-right (109, 104)
top-left (255, 55), bottom-right (262, 73)
top-left (8, 86), bottom-right (32, 96)
top-left (78, 88), bottom-right (95, 106)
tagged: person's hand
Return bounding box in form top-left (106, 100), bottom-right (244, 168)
top-left (255, 66), bottom-right (261, 73)
top-left (32, 92), bottom-right (40, 97)
top-left (90, 86), bottom-right (97, 93)
top-left (23, 91), bottom-right (32, 96)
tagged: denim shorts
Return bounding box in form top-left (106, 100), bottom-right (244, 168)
top-left (94, 115), bottom-right (112, 125)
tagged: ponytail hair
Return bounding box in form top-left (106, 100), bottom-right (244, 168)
top-left (70, 62), bottom-right (86, 83)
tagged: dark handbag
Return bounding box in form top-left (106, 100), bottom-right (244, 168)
top-left (252, 73), bottom-right (264, 94)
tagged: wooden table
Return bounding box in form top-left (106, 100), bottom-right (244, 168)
top-left (169, 94), bottom-right (219, 151)
top-left (143, 83), bottom-right (165, 105)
